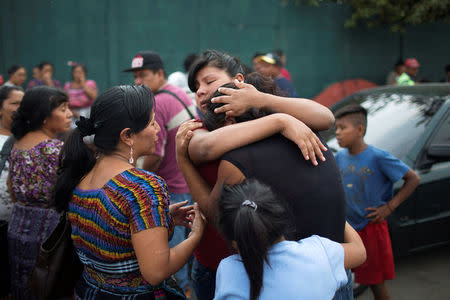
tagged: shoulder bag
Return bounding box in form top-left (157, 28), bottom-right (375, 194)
top-left (155, 89), bottom-right (195, 119)
top-left (30, 211), bottom-right (83, 300)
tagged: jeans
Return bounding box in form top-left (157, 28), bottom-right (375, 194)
top-left (192, 258), bottom-right (216, 300)
top-left (168, 192), bottom-right (193, 290)
top-left (333, 269), bottom-right (354, 300)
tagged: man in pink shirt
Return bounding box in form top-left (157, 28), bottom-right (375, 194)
top-left (124, 51), bottom-right (197, 295)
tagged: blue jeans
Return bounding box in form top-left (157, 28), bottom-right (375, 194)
top-left (168, 192), bottom-right (193, 290)
top-left (333, 269), bottom-right (354, 300)
top-left (192, 258), bottom-right (216, 300)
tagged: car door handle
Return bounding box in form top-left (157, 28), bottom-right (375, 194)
top-left (399, 216), bottom-right (409, 222)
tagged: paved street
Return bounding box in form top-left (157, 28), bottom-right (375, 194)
top-left (357, 244), bottom-right (450, 300)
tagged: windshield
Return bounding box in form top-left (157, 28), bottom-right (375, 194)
top-left (323, 93), bottom-right (447, 160)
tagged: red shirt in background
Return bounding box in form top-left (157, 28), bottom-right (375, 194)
top-left (281, 68), bottom-right (292, 82)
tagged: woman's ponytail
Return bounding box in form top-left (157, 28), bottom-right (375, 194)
top-left (218, 179), bottom-right (289, 300)
top-left (53, 120), bottom-right (96, 211)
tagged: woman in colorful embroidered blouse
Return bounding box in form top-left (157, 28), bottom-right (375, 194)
top-left (7, 86), bottom-right (73, 299)
top-left (64, 63), bottom-right (98, 124)
top-left (54, 85), bottom-right (206, 299)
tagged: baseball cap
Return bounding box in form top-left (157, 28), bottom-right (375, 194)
top-left (258, 52), bottom-right (282, 66)
top-left (123, 51), bottom-right (164, 72)
top-left (405, 58), bottom-right (420, 68)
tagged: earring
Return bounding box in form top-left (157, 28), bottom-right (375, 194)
top-left (129, 146), bottom-right (134, 164)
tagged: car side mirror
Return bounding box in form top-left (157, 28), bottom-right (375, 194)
top-left (427, 144), bottom-right (450, 159)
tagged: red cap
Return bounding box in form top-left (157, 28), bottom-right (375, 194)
top-left (405, 58), bottom-right (420, 68)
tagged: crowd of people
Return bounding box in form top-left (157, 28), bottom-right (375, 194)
top-left (385, 58), bottom-right (450, 85)
top-left (0, 48), bottom-right (424, 300)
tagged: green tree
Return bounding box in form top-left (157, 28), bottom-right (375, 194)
top-left (294, 0), bottom-right (450, 32)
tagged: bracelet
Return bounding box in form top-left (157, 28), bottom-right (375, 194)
top-left (386, 202), bottom-right (394, 213)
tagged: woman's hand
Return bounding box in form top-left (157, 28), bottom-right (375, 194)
top-left (211, 79), bottom-right (261, 116)
top-left (188, 203), bottom-right (206, 239)
top-left (176, 119), bottom-right (203, 164)
top-left (279, 114), bottom-right (327, 166)
top-left (169, 200), bottom-right (194, 227)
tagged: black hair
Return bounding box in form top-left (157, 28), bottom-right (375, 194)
top-left (11, 86), bottom-right (68, 139)
top-left (38, 61), bottom-right (53, 70)
top-left (188, 49), bottom-right (244, 92)
top-left (7, 64), bottom-right (24, 76)
top-left (53, 85), bottom-right (155, 211)
top-left (0, 85), bottom-right (23, 108)
top-left (183, 53), bottom-right (199, 73)
top-left (203, 72), bottom-right (279, 131)
top-left (446, 64), bottom-right (450, 73)
top-left (217, 179), bottom-right (289, 300)
top-left (241, 64), bottom-right (253, 76)
top-left (395, 59), bottom-right (404, 67)
top-left (72, 64), bottom-right (87, 76)
top-left (252, 52), bottom-right (264, 59)
top-left (272, 49), bottom-right (284, 58)
top-left (334, 104), bottom-right (368, 135)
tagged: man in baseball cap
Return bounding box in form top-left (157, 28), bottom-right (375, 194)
top-left (254, 52), bottom-right (297, 97)
top-left (124, 51), bottom-right (196, 296)
top-left (397, 58), bottom-right (420, 86)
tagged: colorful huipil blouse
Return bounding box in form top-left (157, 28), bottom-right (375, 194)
top-left (69, 168), bottom-right (175, 295)
top-left (9, 139), bottom-right (63, 206)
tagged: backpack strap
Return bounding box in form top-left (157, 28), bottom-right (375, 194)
top-left (155, 89), bottom-right (195, 119)
top-left (0, 135), bottom-right (15, 173)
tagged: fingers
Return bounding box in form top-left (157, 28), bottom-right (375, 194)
top-left (297, 141), bottom-right (310, 162)
top-left (180, 119), bottom-right (202, 132)
top-left (314, 137), bottom-right (327, 162)
top-left (216, 87), bottom-right (237, 96)
top-left (366, 211), bottom-right (376, 219)
top-left (211, 95), bottom-right (232, 104)
top-left (194, 203), bottom-right (206, 223)
top-left (365, 207), bottom-right (377, 211)
top-left (214, 104), bottom-right (232, 114)
top-left (171, 200), bottom-right (189, 208)
top-left (233, 79), bottom-right (248, 89)
top-left (305, 140), bottom-right (318, 166)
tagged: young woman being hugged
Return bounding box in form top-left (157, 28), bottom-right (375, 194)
top-left (214, 179), bottom-right (366, 300)
top-left (7, 86), bottom-right (73, 299)
top-left (54, 85), bottom-right (205, 299)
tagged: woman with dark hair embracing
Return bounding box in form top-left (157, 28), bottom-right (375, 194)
top-left (215, 179), bottom-right (366, 300)
top-left (174, 49), bottom-right (338, 300)
top-left (7, 86), bottom-right (72, 299)
top-left (53, 85), bottom-right (205, 299)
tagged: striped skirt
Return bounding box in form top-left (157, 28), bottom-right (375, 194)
top-left (7, 203), bottom-right (60, 300)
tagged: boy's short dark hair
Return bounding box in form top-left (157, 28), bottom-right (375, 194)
top-left (334, 104), bottom-right (368, 135)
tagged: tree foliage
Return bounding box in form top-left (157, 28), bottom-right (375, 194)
top-left (293, 0), bottom-right (450, 32)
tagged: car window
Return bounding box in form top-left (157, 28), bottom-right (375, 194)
top-left (325, 94), bottom-right (447, 160)
top-left (429, 111), bottom-right (450, 147)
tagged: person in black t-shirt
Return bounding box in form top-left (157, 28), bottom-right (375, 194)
top-left (180, 73), bottom-right (346, 243)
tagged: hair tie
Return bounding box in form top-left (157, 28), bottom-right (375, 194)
top-left (76, 116), bottom-right (95, 137)
top-left (241, 200), bottom-right (257, 211)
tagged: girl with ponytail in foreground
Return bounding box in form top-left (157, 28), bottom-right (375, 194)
top-left (214, 179), bottom-right (366, 300)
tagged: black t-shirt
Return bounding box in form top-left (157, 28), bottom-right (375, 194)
top-left (222, 134), bottom-right (346, 243)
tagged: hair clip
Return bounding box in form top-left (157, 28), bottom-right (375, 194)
top-left (241, 199), bottom-right (257, 211)
top-left (82, 134), bottom-right (95, 145)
